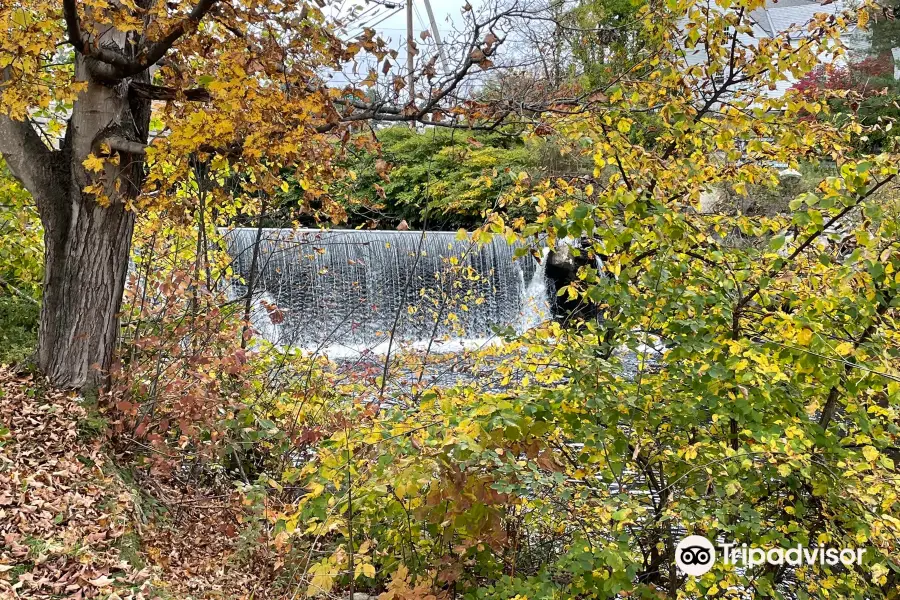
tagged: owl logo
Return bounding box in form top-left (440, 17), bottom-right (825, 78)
top-left (675, 535), bottom-right (716, 576)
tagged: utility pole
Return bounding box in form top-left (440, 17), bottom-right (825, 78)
top-left (406, 0), bottom-right (415, 107)
top-left (422, 0), bottom-right (449, 72)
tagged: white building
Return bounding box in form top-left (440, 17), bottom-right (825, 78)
top-left (681, 0), bottom-right (872, 99)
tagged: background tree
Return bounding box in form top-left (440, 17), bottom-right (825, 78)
top-left (793, 53), bottom-right (900, 152)
top-left (323, 126), bottom-right (537, 230)
top-left (870, 0), bottom-right (900, 56)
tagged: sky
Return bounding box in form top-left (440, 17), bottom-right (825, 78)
top-left (324, 0), bottom-right (481, 86)
top-left (330, 0), bottom-right (466, 45)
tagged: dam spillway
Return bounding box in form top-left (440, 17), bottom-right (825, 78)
top-left (221, 228), bottom-right (552, 353)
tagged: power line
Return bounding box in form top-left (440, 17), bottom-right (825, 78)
top-left (344, 6), bottom-right (404, 39)
top-left (413, 3), bottom-right (429, 34)
top-left (364, 26), bottom-right (452, 33)
top-left (346, 3), bottom-right (381, 25)
top-left (346, 4), bottom-right (392, 31)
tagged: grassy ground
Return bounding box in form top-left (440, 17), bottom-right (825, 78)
top-left (0, 295), bottom-right (39, 366)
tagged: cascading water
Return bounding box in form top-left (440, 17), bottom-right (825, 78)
top-left (519, 247), bottom-right (551, 331)
top-left (222, 228), bottom-right (552, 352)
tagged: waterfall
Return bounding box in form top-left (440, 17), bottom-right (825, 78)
top-left (518, 247), bottom-right (551, 331)
top-left (222, 228), bottom-right (551, 352)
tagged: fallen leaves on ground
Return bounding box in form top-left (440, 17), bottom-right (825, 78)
top-left (0, 369), bottom-right (154, 599)
top-left (0, 369), bottom-right (276, 599)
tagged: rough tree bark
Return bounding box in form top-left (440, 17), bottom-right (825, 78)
top-left (0, 1), bottom-right (209, 389)
top-left (36, 44), bottom-right (151, 389)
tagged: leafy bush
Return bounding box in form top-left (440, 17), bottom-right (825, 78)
top-left (0, 159), bottom-right (42, 365)
top-left (0, 159), bottom-right (43, 300)
top-left (328, 127), bottom-right (538, 230)
top-left (0, 296), bottom-right (39, 365)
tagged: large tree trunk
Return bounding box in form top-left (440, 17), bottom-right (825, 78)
top-left (1, 38), bottom-right (150, 389)
top-left (37, 193), bottom-right (136, 389)
top-left (0, 0), bottom-right (222, 389)
top-left (35, 49), bottom-right (150, 389)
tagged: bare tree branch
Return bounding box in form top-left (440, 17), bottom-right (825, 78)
top-left (102, 136), bottom-right (149, 156)
top-left (0, 275), bottom-right (39, 304)
top-left (63, 0), bottom-right (135, 71)
top-left (129, 0), bottom-right (219, 77)
top-left (128, 81), bottom-right (212, 102)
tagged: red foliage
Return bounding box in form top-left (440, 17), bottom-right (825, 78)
top-left (792, 54), bottom-right (895, 97)
top-left (109, 260), bottom-right (253, 471)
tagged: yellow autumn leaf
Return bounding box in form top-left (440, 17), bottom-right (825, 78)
top-left (308, 481), bottom-right (325, 498)
top-left (835, 342), bottom-right (854, 356)
top-left (307, 561), bottom-right (335, 597)
top-left (83, 153), bottom-right (105, 173)
top-left (857, 8), bottom-right (869, 29)
top-left (862, 446), bottom-right (879, 462)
